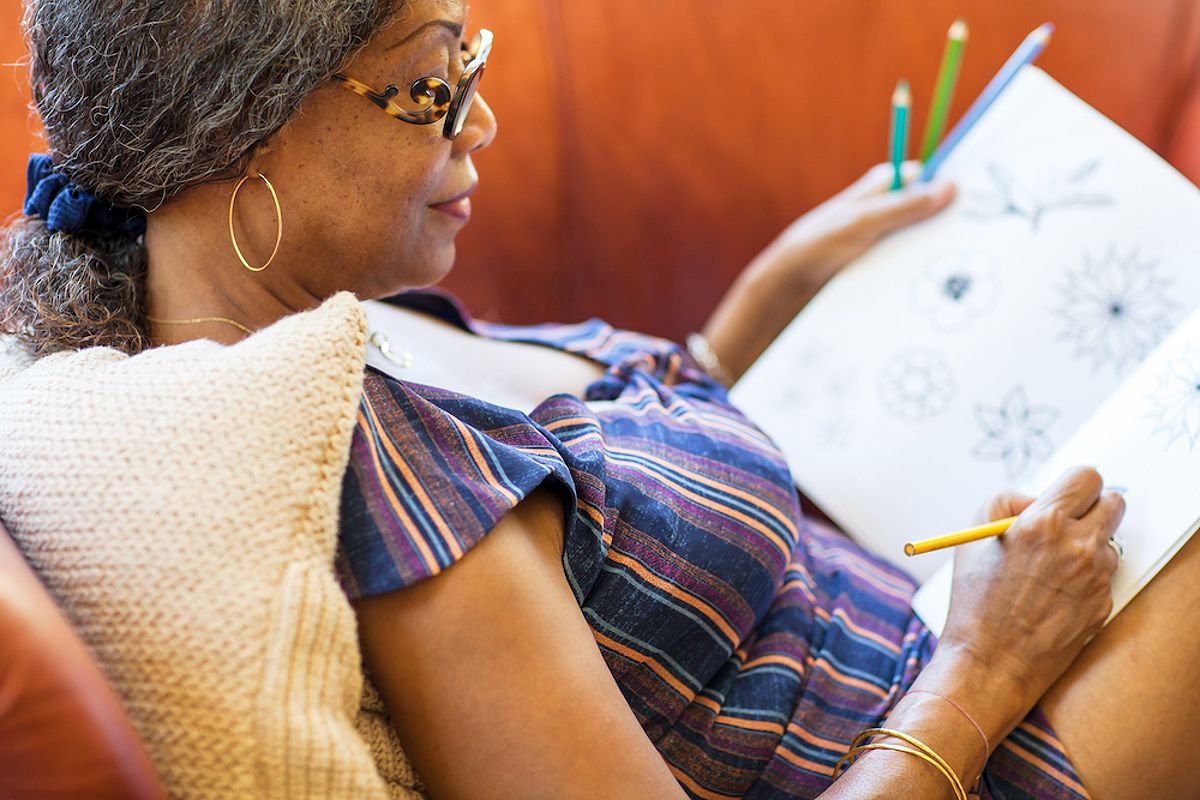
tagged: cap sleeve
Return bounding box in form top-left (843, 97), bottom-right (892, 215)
top-left (335, 368), bottom-right (576, 600)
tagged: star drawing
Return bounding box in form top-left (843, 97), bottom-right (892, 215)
top-left (971, 386), bottom-right (1058, 479)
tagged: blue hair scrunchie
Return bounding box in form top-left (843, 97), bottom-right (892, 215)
top-left (23, 153), bottom-right (147, 239)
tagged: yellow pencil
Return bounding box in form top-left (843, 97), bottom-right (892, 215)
top-left (904, 515), bottom-right (1016, 556)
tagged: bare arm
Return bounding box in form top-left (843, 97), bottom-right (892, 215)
top-left (701, 163), bottom-right (955, 385)
top-left (353, 484), bottom-right (687, 800)
top-left (355, 468), bottom-right (1122, 799)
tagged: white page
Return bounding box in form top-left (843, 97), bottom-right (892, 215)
top-left (729, 67), bottom-right (1200, 580)
top-left (914, 306), bottom-right (1200, 635)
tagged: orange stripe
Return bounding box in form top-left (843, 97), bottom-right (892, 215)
top-left (357, 404), bottom-right (440, 574)
top-left (775, 745), bottom-right (836, 777)
top-left (1002, 740), bottom-right (1089, 797)
top-left (810, 657), bottom-right (888, 700)
top-left (785, 722), bottom-right (848, 753)
top-left (590, 629), bottom-right (693, 701)
top-left (741, 653), bottom-right (808, 674)
top-left (576, 498), bottom-right (605, 529)
top-left (609, 455), bottom-right (793, 559)
top-left (606, 550), bottom-right (738, 644)
top-left (781, 575), bottom-right (819, 607)
top-left (360, 398), bottom-right (463, 563)
top-left (448, 415), bottom-right (520, 505)
top-left (832, 608), bottom-right (902, 655)
top-left (1018, 718), bottom-right (1069, 753)
top-left (693, 696), bottom-right (721, 714)
top-left (666, 763), bottom-right (740, 800)
top-left (543, 416), bottom-right (598, 432)
top-left (713, 715), bottom-right (784, 736)
top-left (558, 431), bottom-right (605, 448)
top-left (610, 445), bottom-right (799, 539)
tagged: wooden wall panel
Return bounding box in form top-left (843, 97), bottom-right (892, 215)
top-left (3, 0), bottom-right (1198, 343)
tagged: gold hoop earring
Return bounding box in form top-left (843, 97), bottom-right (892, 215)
top-left (228, 172), bottom-right (283, 272)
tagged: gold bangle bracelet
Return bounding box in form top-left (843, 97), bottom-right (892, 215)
top-left (835, 742), bottom-right (968, 800)
top-left (836, 727), bottom-right (968, 800)
top-left (852, 727), bottom-right (960, 778)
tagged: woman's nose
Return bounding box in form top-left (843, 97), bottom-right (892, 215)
top-left (452, 92), bottom-right (497, 155)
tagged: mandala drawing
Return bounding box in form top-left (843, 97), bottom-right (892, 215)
top-left (971, 386), bottom-right (1058, 479)
top-left (967, 159), bottom-right (1113, 231)
top-left (1144, 345), bottom-right (1200, 452)
top-left (910, 250), bottom-right (1000, 331)
top-left (878, 350), bottom-right (955, 422)
top-left (1057, 246), bottom-right (1175, 373)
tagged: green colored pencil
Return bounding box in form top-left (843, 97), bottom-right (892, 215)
top-left (890, 79), bottom-right (911, 191)
top-left (920, 19), bottom-right (969, 163)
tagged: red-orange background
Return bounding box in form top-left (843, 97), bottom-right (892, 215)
top-left (3, 0), bottom-right (1199, 341)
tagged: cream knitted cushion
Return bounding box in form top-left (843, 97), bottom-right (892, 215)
top-left (0, 291), bottom-right (420, 798)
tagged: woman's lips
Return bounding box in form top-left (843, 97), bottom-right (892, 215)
top-left (430, 184), bottom-right (476, 221)
top-left (430, 195), bottom-right (472, 220)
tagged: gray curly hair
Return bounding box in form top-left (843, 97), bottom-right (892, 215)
top-left (0, 0), bottom-right (399, 357)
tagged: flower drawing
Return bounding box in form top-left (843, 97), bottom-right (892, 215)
top-left (971, 385), bottom-right (1058, 479)
top-left (769, 344), bottom-right (856, 448)
top-left (910, 251), bottom-right (1000, 331)
top-left (967, 159), bottom-right (1113, 231)
top-left (1144, 345), bottom-right (1200, 452)
top-left (1058, 247), bottom-right (1175, 373)
top-left (879, 350), bottom-right (956, 422)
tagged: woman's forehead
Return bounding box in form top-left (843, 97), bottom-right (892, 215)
top-left (382, 0), bottom-right (468, 48)
top-left (404, 0), bottom-right (468, 27)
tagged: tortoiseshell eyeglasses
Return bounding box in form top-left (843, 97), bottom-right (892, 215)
top-left (332, 28), bottom-right (493, 140)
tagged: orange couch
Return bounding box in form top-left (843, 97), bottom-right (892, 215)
top-left (0, 518), bottom-right (165, 798)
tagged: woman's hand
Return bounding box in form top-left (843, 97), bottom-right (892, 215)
top-left (749, 161), bottom-right (957, 296)
top-left (700, 163), bottom-right (955, 386)
top-left (938, 467), bottom-right (1125, 711)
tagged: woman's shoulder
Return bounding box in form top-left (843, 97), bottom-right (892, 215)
top-left (336, 364), bottom-right (578, 600)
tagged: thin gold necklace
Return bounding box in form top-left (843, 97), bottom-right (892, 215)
top-left (147, 314), bottom-right (413, 368)
top-left (147, 314), bottom-right (254, 335)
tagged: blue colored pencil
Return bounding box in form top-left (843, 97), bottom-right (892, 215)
top-left (920, 22), bottom-right (1054, 181)
top-left (890, 80), bottom-right (912, 191)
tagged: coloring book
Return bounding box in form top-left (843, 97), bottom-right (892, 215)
top-left (727, 67), bottom-right (1200, 634)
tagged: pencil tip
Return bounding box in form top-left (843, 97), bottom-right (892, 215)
top-left (894, 79), bottom-right (911, 105)
top-left (949, 19), bottom-right (969, 40)
top-left (1033, 22), bottom-right (1055, 42)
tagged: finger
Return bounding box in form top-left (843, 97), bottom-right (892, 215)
top-left (853, 177), bottom-right (956, 236)
top-left (1077, 490), bottom-right (1127, 543)
top-left (1035, 466), bottom-right (1105, 519)
top-left (985, 491), bottom-right (1037, 522)
top-left (834, 162), bottom-right (895, 201)
top-left (834, 160), bottom-right (931, 201)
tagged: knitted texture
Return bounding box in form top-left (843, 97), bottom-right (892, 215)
top-left (0, 291), bottom-right (399, 798)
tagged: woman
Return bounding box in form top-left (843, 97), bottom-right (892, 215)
top-left (2, 1), bottom-right (1195, 797)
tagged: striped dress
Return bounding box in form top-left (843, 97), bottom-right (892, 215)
top-left (335, 288), bottom-right (1091, 800)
